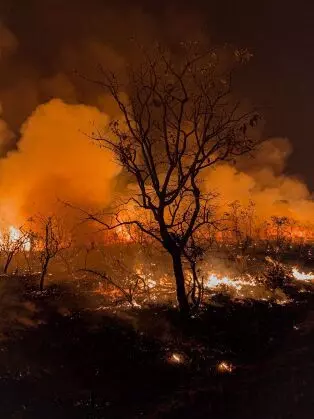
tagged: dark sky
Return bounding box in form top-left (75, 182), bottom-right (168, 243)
top-left (206, 1), bottom-right (314, 188)
top-left (0, 0), bottom-right (313, 187)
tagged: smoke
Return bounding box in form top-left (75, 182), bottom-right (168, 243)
top-left (0, 4), bottom-right (212, 236)
top-left (0, 103), bottom-right (15, 153)
top-left (0, 99), bottom-right (120, 228)
top-left (0, 99), bottom-right (312, 239)
top-left (0, 3), bottom-right (207, 138)
top-left (0, 22), bottom-right (18, 58)
top-left (205, 138), bottom-right (314, 225)
top-left (0, 4), bottom-right (313, 238)
top-left (0, 98), bottom-right (312, 238)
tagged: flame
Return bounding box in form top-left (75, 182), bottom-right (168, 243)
top-left (217, 361), bottom-right (234, 373)
top-left (116, 225), bottom-right (132, 242)
top-left (206, 273), bottom-right (255, 290)
top-left (0, 225), bottom-right (31, 251)
top-left (292, 267), bottom-right (314, 281)
top-left (169, 352), bottom-right (184, 364)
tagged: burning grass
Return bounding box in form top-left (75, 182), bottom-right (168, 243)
top-left (0, 227), bottom-right (313, 313)
top-left (59, 247), bottom-right (314, 311)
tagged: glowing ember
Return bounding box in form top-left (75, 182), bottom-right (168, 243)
top-left (275, 298), bottom-right (292, 306)
top-left (169, 352), bottom-right (184, 364)
top-left (292, 267), bottom-right (314, 282)
top-left (132, 301), bottom-right (142, 309)
top-left (217, 361), bottom-right (234, 373)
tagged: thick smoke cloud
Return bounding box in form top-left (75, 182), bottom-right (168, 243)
top-left (0, 99), bottom-right (120, 227)
top-left (0, 22), bottom-right (18, 58)
top-left (0, 2), bottom-right (313, 237)
top-left (0, 103), bottom-right (14, 153)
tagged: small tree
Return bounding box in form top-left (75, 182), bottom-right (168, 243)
top-left (84, 42), bottom-right (261, 314)
top-left (84, 263), bottom-right (145, 307)
top-left (35, 215), bottom-right (71, 291)
top-left (183, 237), bottom-right (205, 310)
top-left (270, 216), bottom-right (291, 256)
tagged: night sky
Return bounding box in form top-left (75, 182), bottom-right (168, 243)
top-left (0, 0), bottom-right (313, 187)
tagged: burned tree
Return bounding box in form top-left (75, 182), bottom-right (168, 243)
top-left (35, 215), bottom-right (71, 291)
top-left (271, 216), bottom-right (291, 247)
top-left (183, 236), bottom-right (206, 311)
top-left (85, 43), bottom-right (261, 314)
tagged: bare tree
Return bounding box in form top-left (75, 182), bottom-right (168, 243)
top-left (82, 42), bottom-right (261, 314)
top-left (227, 200), bottom-right (243, 245)
top-left (270, 216), bottom-right (291, 254)
top-left (34, 215), bottom-right (71, 291)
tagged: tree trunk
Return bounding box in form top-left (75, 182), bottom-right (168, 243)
top-left (190, 261), bottom-right (203, 310)
top-left (23, 251), bottom-right (32, 275)
top-left (190, 262), bottom-right (198, 306)
top-left (171, 251), bottom-right (190, 315)
top-left (4, 252), bottom-right (14, 274)
top-left (40, 258), bottom-right (49, 291)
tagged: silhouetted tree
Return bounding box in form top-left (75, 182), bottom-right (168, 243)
top-left (35, 215), bottom-right (71, 290)
top-left (84, 42), bottom-right (261, 314)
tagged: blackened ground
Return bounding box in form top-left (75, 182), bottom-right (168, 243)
top-left (0, 278), bottom-right (313, 418)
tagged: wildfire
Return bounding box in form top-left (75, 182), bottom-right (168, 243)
top-left (205, 270), bottom-right (292, 304)
top-left (292, 267), bottom-right (314, 282)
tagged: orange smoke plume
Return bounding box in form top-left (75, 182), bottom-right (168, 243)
top-left (204, 138), bottom-right (314, 236)
top-left (0, 99), bottom-right (120, 229)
